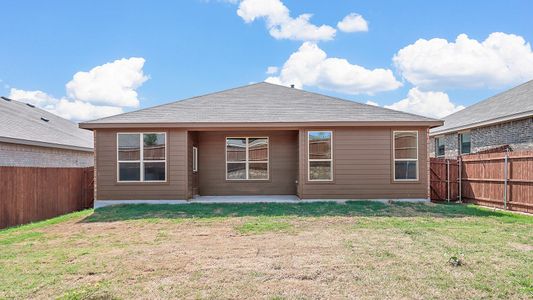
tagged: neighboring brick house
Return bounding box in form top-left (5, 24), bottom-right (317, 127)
top-left (0, 96), bottom-right (93, 167)
top-left (429, 80), bottom-right (533, 158)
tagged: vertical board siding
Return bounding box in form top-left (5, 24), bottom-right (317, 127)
top-left (198, 131), bottom-right (298, 195)
top-left (300, 127), bottom-right (429, 199)
top-left (461, 151), bottom-right (533, 213)
top-left (95, 128), bottom-right (187, 200)
top-left (0, 166), bottom-right (93, 229)
top-left (430, 151), bottom-right (533, 213)
top-left (429, 158), bottom-right (459, 201)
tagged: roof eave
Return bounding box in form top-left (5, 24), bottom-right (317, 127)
top-left (430, 111), bottom-right (533, 136)
top-left (0, 136), bottom-right (94, 152)
top-left (80, 120), bottom-right (443, 130)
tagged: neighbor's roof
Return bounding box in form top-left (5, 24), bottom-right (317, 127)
top-left (0, 97), bottom-right (93, 151)
top-left (81, 82), bottom-right (441, 129)
top-left (431, 79), bottom-right (533, 135)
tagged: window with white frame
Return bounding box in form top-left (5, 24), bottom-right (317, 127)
top-left (308, 131), bottom-right (333, 181)
top-left (226, 137), bottom-right (269, 180)
top-left (117, 133), bottom-right (166, 182)
top-left (393, 131), bottom-right (418, 181)
top-left (192, 146), bottom-right (198, 172)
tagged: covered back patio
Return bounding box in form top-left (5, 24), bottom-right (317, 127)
top-left (188, 129), bottom-right (300, 198)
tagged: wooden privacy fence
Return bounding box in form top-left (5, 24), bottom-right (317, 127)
top-left (0, 166), bottom-right (94, 229)
top-left (430, 157), bottom-right (459, 202)
top-left (430, 151), bottom-right (533, 213)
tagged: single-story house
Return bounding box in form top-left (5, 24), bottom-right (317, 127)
top-left (430, 80), bottom-right (533, 158)
top-left (0, 96), bottom-right (93, 167)
top-left (80, 82), bottom-right (442, 203)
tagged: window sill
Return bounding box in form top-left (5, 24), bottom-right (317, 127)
top-left (115, 181), bottom-right (169, 185)
top-left (392, 180), bottom-right (420, 184)
top-left (225, 179), bottom-right (271, 183)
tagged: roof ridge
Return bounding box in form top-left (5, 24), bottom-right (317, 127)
top-left (83, 82), bottom-right (267, 123)
top-left (261, 81), bottom-right (441, 121)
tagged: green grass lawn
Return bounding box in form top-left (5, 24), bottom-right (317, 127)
top-left (1, 201), bottom-right (532, 299)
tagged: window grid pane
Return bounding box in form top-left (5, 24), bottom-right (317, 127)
top-left (118, 133), bottom-right (141, 161)
top-left (394, 132), bottom-right (417, 159)
top-left (395, 161), bottom-right (417, 180)
top-left (144, 162), bottom-right (165, 181)
top-left (226, 138), bottom-right (247, 162)
top-left (119, 162), bottom-right (141, 181)
top-left (309, 161), bottom-right (332, 181)
top-left (143, 133), bottom-right (166, 160)
top-left (309, 131), bottom-right (332, 159)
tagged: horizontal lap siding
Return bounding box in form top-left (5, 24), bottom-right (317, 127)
top-left (198, 131), bottom-right (298, 195)
top-left (300, 127), bottom-right (429, 199)
top-left (95, 128), bottom-right (187, 200)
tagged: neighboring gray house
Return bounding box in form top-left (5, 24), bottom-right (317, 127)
top-left (0, 96), bottom-right (94, 167)
top-left (429, 80), bottom-right (533, 158)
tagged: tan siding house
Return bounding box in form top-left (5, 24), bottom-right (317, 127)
top-left (81, 83), bottom-right (442, 204)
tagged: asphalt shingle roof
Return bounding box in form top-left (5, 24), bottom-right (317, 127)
top-left (82, 82), bottom-right (440, 125)
top-left (431, 79), bottom-right (533, 134)
top-left (0, 97), bottom-right (93, 151)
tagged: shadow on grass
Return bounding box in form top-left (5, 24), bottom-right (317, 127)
top-left (81, 201), bottom-right (531, 223)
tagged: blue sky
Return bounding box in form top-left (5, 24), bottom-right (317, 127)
top-left (1, 0), bottom-right (533, 121)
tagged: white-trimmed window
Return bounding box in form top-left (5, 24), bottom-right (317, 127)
top-left (226, 137), bottom-right (269, 180)
top-left (117, 133), bottom-right (166, 182)
top-left (192, 146), bottom-right (198, 172)
top-left (393, 131), bottom-right (418, 181)
top-left (308, 131), bottom-right (333, 181)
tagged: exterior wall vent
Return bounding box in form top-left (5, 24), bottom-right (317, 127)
top-left (26, 103), bottom-right (35, 108)
top-left (41, 117), bottom-right (50, 122)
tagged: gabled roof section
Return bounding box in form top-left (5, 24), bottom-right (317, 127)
top-left (431, 79), bottom-right (533, 135)
top-left (80, 82), bottom-right (441, 128)
top-left (0, 97), bottom-right (93, 151)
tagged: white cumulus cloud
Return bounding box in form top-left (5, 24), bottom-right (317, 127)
top-left (66, 57), bottom-right (147, 107)
top-left (8, 57), bottom-right (147, 122)
top-left (50, 99), bottom-right (123, 121)
top-left (9, 88), bottom-right (125, 122)
top-left (236, 0), bottom-right (336, 41)
top-left (394, 32), bottom-right (533, 89)
top-left (8, 88), bottom-right (58, 109)
top-left (385, 88), bottom-right (464, 118)
top-left (265, 42), bottom-right (402, 94)
top-left (266, 66), bottom-right (279, 74)
top-left (365, 100), bottom-right (379, 106)
top-left (337, 13), bottom-right (368, 33)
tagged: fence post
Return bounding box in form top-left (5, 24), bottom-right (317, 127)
top-left (503, 150), bottom-right (509, 210)
top-left (458, 157), bottom-right (462, 202)
top-left (446, 159), bottom-right (450, 203)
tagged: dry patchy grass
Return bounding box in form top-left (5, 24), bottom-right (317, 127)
top-left (0, 202), bottom-right (532, 299)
